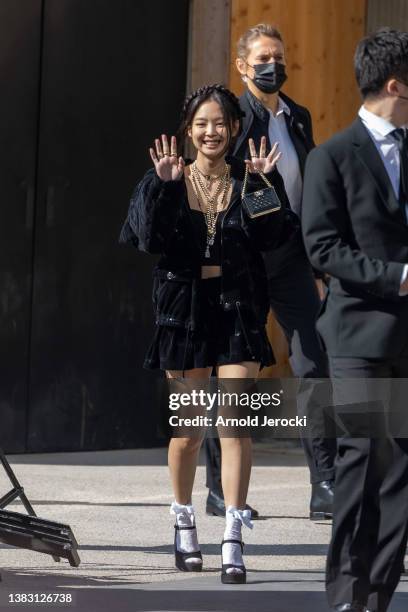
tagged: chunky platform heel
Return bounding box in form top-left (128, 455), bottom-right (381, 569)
top-left (221, 538), bottom-right (246, 584)
top-left (174, 524), bottom-right (203, 571)
top-left (221, 505), bottom-right (252, 584)
top-left (170, 502), bottom-right (202, 572)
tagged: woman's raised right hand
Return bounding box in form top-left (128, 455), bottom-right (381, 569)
top-left (149, 135), bottom-right (185, 181)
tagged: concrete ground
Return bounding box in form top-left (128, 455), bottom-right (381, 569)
top-left (0, 444), bottom-right (407, 611)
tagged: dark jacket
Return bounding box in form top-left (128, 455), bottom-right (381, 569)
top-left (120, 157), bottom-right (291, 346)
top-left (302, 118), bottom-right (408, 358)
top-left (233, 90), bottom-right (315, 275)
top-left (234, 90), bottom-right (315, 172)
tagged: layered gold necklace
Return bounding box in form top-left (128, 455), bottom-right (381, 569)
top-left (190, 161), bottom-right (231, 258)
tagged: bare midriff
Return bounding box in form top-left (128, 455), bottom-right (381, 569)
top-left (201, 265), bottom-right (222, 279)
top-left (185, 168), bottom-right (232, 279)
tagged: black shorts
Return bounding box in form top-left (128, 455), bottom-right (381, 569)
top-left (144, 276), bottom-right (274, 371)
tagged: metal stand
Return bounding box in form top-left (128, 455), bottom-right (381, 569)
top-left (0, 449), bottom-right (80, 567)
top-left (0, 452), bottom-right (38, 516)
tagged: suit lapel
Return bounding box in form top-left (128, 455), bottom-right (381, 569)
top-left (284, 113), bottom-right (308, 177)
top-left (351, 118), bottom-right (403, 220)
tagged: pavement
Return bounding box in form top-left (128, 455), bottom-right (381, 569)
top-left (0, 444), bottom-right (407, 611)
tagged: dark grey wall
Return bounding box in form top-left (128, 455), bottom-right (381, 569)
top-left (0, 0), bottom-right (190, 453)
top-left (367, 0), bottom-right (408, 31)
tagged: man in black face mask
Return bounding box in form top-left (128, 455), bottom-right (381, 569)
top-left (244, 56), bottom-right (288, 95)
top-left (204, 23), bottom-right (337, 522)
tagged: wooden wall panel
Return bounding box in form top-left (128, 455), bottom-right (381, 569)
top-left (188, 0), bottom-right (231, 91)
top-left (229, 0), bottom-right (367, 376)
top-left (229, 0), bottom-right (366, 145)
top-left (259, 312), bottom-right (293, 378)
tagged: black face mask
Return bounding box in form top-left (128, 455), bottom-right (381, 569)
top-left (247, 61), bottom-right (287, 94)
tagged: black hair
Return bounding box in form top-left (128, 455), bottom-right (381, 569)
top-left (354, 27), bottom-right (408, 99)
top-left (177, 84), bottom-right (244, 155)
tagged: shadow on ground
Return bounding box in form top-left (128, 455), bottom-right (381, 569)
top-left (1, 569), bottom-right (407, 612)
top-left (5, 445), bottom-right (306, 467)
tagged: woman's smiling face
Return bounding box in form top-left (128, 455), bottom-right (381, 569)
top-left (188, 99), bottom-right (238, 160)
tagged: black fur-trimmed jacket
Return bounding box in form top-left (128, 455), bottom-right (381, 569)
top-left (119, 156), bottom-right (295, 341)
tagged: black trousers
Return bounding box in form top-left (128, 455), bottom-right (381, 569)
top-left (205, 251), bottom-right (336, 495)
top-left (327, 356), bottom-right (408, 612)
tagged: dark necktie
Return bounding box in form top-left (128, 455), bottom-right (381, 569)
top-left (390, 127), bottom-right (408, 222)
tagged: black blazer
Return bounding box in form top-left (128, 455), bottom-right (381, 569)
top-left (233, 90), bottom-right (315, 273)
top-left (302, 117), bottom-right (408, 358)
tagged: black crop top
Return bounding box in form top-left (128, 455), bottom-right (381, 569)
top-left (189, 209), bottom-right (226, 265)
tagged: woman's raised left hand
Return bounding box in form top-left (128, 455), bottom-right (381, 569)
top-left (245, 136), bottom-right (281, 174)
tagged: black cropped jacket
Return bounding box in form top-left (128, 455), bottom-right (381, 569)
top-left (119, 157), bottom-right (296, 351)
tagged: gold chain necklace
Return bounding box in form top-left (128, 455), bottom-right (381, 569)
top-left (191, 162), bottom-right (231, 258)
top-left (192, 161), bottom-right (228, 207)
top-left (193, 164), bottom-right (226, 190)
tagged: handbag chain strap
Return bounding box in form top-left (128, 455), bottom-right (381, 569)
top-left (241, 164), bottom-right (273, 198)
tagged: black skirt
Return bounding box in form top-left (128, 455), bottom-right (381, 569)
top-left (144, 276), bottom-right (274, 371)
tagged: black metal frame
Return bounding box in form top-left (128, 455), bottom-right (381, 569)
top-left (0, 450), bottom-right (80, 567)
top-left (0, 451), bottom-right (37, 515)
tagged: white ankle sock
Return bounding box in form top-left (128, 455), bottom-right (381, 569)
top-left (170, 501), bottom-right (201, 564)
top-left (223, 506), bottom-right (253, 575)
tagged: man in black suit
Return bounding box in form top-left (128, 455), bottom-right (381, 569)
top-left (205, 23), bottom-right (336, 522)
top-left (302, 28), bottom-right (408, 612)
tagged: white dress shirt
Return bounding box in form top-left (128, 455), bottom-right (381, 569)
top-left (268, 97), bottom-right (303, 215)
top-left (358, 105), bottom-right (408, 294)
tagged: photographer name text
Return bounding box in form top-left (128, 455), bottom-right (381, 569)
top-left (168, 415), bottom-right (307, 427)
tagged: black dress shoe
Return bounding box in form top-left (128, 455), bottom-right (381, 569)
top-left (310, 479), bottom-right (334, 520)
top-left (331, 604), bottom-right (365, 612)
top-left (206, 490), bottom-right (259, 518)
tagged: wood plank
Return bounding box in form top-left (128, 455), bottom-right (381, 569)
top-left (229, 0), bottom-right (366, 144)
top-left (188, 0), bottom-right (231, 91)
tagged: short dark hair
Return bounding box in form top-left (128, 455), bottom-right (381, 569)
top-left (354, 27), bottom-right (408, 99)
top-left (177, 84), bottom-right (244, 155)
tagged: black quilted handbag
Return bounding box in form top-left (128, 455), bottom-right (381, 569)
top-left (241, 165), bottom-right (282, 218)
